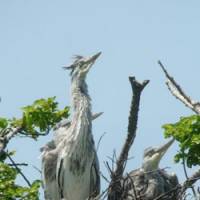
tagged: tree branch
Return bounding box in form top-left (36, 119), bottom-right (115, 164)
top-left (158, 60), bottom-right (200, 114)
top-left (8, 163), bottom-right (28, 167)
top-left (7, 152), bottom-right (32, 187)
top-left (154, 168), bottom-right (200, 200)
top-left (0, 124), bottom-right (53, 160)
top-left (107, 76), bottom-right (149, 200)
top-left (181, 168), bottom-right (200, 194)
top-left (182, 153), bottom-right (197, 198)
top-left (0, 127), bottom-right (22, 160)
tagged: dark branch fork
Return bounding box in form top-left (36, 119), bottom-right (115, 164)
top-left (107, 77), bottom-right (149, 200)
top-left (116, 77), bottom-right (149, 178)
top-left (0, 127), bottom-right (22, 160)
top-left (0, 125), bottom-right (51, 160)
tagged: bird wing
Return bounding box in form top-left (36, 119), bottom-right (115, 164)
top-left (89, 152), bottom-right (100, 198)
top-left (53, 119), bottom-right (71, 131)
top-left (43, 180), bottom-right (60, 200)
top-left (53, 112), bottom-right (103, 131)
top-left (123, 169), bottom-right (148, 199)
top-left (57, 156), bottom-right (65, 199)
top-left (41, 148), bottom-right (60, 200)
top-left (158, 170), bottom-right (179, 191)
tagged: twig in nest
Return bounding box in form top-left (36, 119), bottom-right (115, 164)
top-left (100, 171), bottom-right (110, 184)
top-left (32, 165), bottom-right (42, 174)
top-left (97, 132), bottom-right (106, 152)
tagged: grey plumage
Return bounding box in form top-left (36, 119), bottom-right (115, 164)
top-left (54, 112), bottom-right (103, 131)
top-left (123, 139), bottom-right (179, 200)
top-left (41, 141), bottom-right (60, 200)
top-left (41, 112), bottom-right (102, 200)
top-left (53, 112), bottom-right (103, 146)
top-left (41, 52), bottom-right (101, 200)
top-left (53, 52), bottom-right (101, 200)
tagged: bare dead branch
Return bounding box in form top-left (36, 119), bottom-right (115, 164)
top-left (116, 77), bottom-right (149, 175)
top-left (158, 60), bottom-right (200, 114)
top-left (107, 76), bottom-right (149, 200)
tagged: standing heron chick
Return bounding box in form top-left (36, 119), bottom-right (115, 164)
top-left (55, 52), bottom-right (101, 200)
top-left (41, 112), bottom-right (102, 200)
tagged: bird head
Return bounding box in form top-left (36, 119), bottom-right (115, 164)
top-left (63, 52), bottom-right (101, 80)
top-left (142, 139), bottom-right (174, 171)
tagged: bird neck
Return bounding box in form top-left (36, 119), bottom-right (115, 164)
top-left (70, 78), bottom-right (92, 144)
top-left (142, 160), bottom-right (160, 172)
top-left (71, 78), bottom-right (91, 112)
top-left (68, 78), bottom-right (94, 174)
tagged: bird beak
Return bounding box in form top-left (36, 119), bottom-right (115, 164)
top-left (155, 138), bottom-right (174, 157)
top-left (88, 52), bottom-right (101, 63)
top-left (62, 52), bottom-right (101, 72)
top-left (82, 52), bottom-right (101, 73)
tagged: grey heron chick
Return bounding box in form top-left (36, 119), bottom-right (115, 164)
top-left (53, 112), bottom-right (103, 146)
top-left (124, 139), bottom-right (178, 200)
top-left (41, 112), bottom-right (103, 200)
top-left (56, 52), bottom-right (101, 200)
top-left (142, 138), bottom-right (174, 171)
top-left (40, 140), bottom-right (60, 200)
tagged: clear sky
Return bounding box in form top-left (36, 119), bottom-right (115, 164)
top-left (0, 0), bottom-right (200, 198)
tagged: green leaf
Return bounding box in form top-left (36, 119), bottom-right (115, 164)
top-left (162, 115), bottom-right (200, 168)
top-left (0, 117), bottom-right (8, 129)
top-left (0, 161), bottom-right (41, 199)
top-left (0, 96), bottom-right (69, 199)
top-left (21, 97), bottom-right (69, 137)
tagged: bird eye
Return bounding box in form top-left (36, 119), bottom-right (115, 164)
top-left (148, 149), bottom-right (154, 156)
top-left (79, 61), bottom-right (84, 66)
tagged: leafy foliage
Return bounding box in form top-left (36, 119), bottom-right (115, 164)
top-left (163, 115), bottom-right (200, 167)
top-left (0, 161), bottom-right (41, 200)
top-left (19, 97), bottom-right (69, 138)
top-left (0, 97), bottom-right (70, 199)
top-left (0, 97), bottom-right (69, 139)
top-left (0, 117), bottom-right (8, 129)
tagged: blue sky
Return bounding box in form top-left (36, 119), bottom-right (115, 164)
top-left (0, 0), bottom-right (200, 198)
